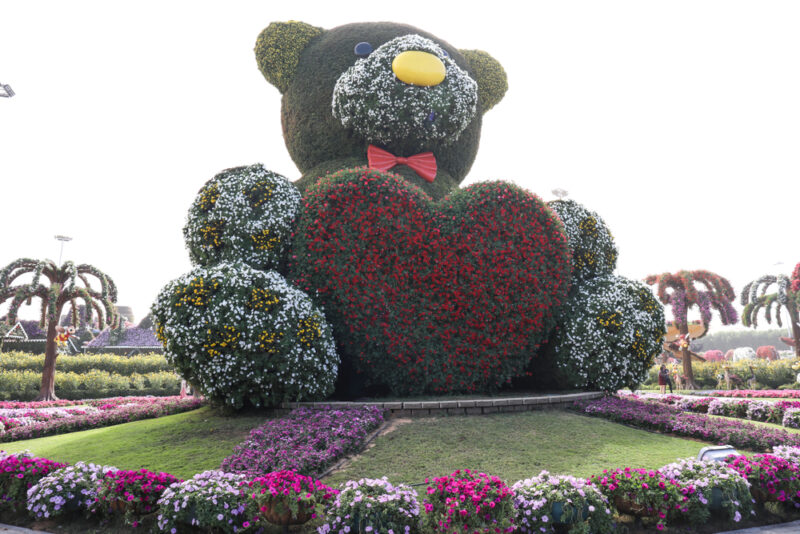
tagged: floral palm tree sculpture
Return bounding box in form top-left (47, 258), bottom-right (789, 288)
top-left (645, 270), bottom-right (738, 388)
top-left (741, 263), bottom-right (800, 359)
top-left (0, 258), bottom-right (118, 400)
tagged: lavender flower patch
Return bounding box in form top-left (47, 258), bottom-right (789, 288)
top-left (575, 396), bottom-right (800, 452)
top-left (220, 406), bottom-right (384, 478)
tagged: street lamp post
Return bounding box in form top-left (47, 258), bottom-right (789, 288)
top-left (54, 235), bottom-right (72, 265)
top-left (552, 188), bottom-right (568, 200)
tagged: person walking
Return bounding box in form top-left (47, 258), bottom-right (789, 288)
top-left (658, 364), bottom-right (669, 394)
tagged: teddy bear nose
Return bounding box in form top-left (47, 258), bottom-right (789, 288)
top-left (392, 50), bottom-right (446, 87)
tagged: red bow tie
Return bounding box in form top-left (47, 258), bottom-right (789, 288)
top-left (367, 145), bottom-right (437, 183)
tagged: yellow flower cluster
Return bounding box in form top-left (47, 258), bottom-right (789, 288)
top-left (575, 250), bottom-right (597, 269)
top-left (197, 183), bottom-right (220, 212)
top-left (258, 330), bottom-right (284, 354)
top-left (596, 309), bottom-right (623, 332)
top-left (174, 277), bottom-right (219, 308)
top-left (204, 325), bottom-right (240, 358)
top-left (155, 324), bottom-right (167, 344)
top-left (636, 288), bottom-right (660, 315)
top-left (246, 180), bottom-right (275, 208)
top-left (200, 220), bottom-right (225, 249)
top-left (297, 314), bottom-right (323, 348)
top-left (579, 216), bottom-right (599, 239)
top-left (630, 329), bottom-right (649, 360)
top-left (251, 229), bottom-right (280, 251)
top-left (249, 287), bottom-right (280, 311)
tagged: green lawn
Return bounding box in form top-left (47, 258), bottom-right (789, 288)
top-left (1, 406), bottom-right (269, 479)
top-left (324, 409), bottom-right (706, 486)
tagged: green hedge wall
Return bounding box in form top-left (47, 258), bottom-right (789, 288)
top-left (0, 369), bottom-right (181, 401)
top-left (0, 351), bottom-right (171, 375)
top-left (644, 358), bottom-right (797, 389)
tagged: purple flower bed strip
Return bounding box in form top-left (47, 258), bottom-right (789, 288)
top-left (220, 406), bottom-right (385, 478)
top-left (575, 395), bottom-right (800, 452)
top-left (0, 396), bottom-right (205, 442)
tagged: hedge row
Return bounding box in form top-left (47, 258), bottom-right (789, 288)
top-left (0, 370), bottom-right (180, 401)
top-left (645, 358), bottom-right (797, 389)
top-left (0, 351), bottom-right (172, 375)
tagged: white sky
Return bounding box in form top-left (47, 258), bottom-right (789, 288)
top-left (1, 1), bottom-right (798, 334)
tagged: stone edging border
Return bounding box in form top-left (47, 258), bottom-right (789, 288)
top-left (278, 391), bottom-right (604, 417)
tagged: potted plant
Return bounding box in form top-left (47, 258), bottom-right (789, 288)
top-left (245, 470), bottom-right (335, 526)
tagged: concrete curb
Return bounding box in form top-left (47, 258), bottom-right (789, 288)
top-left (715, 519), bottom-right (800, 533)
top-left (0, 523), bottom-right (52, 534)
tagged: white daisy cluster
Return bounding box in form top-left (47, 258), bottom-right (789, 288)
top-left (332, 34), bottom-right (478, 150)
top-left (552, 275), bottom-right (665, 392)
top-left (183, 164), bottom-right (301, 271)
top-left (548, 199), bottom-right (617, 282)
top-left (151, 262), bottom-right (339, 409)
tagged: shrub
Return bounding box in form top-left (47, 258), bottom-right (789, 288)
top-left (245, 471), bottom-right (336, 524)
top-left (588, 468), bottom-right (690, 531)
top-left (318, 477), bottom-right (420, 534)
top-left (659, 458), bottom-right (753, 525)
top-left (0, 453), bottom-right (67, 512)
top-left (422, 470), bottom-right (516, 533)
top-left (183, 164), bottom-right (301, 271)
top-left (156, 470), bottom-right (260, 533)
top-left (512, 472), bottom-right (614, 533)
top-left (0, 369), bottom-right (180, 401)
top-left (551, 275), bottom-right (665, 392)
top-left (152, 262), bottom-right (339, 409)
top-left (724, 455), bottom-right (800, 504)
top-left (97, 469), bottom-right (181, 526)
top-left (27, 462), bottom-right (117, 519)
top-left (783, 408), bottom-right (800, 429)
top-left (548, 199), bottom-right (617, 283)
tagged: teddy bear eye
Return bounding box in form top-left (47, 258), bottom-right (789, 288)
top-left (354, 42), bottom-right (373, 57)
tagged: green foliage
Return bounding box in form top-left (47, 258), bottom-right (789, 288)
top-left (184, 164), bottom-right (301, 271)
top-left (552, 275), bottom-right (666, 392)
top-left (692, 328), bottom-right (788, 353)
top-left (644, 358), bottom-right (798, 389)
top-left (0, 369), bottom-right (180, 401)
top-left (459, 49), bottom-right (508, 113)
top-left (548, 199), bottom-right (617, 283)
top-left (152, 262), bottom-right (339, 409)
top-left (0, 351), bottom-right (171, 374)
top-left (255, 21), bottom-right (323, 94)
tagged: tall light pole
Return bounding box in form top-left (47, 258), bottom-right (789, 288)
top-left (552, 188), bottom-right (568, 200)
top-left (54, 235), bottom-right (72, 264)
top-left (0, 83), bottom-right (14, 98)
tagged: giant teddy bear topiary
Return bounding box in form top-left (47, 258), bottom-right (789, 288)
top-left (152, 20), bottom-right (665, 405)
top-left (254, 21), bottom-right (508, 200)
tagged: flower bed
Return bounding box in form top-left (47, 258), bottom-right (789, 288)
top-left (318, 477), bottom-right (420, 534)
top-left (220, 406), bottom-right (384, 478)
top-left (0, 396), bottom-right (205, 442)
top-left (423, 469), bottom-right (516, 533)
top-left (97, 468), bottom-right (181, 526)
top-left (575, 395), bottom-right (800, 451)
top-left (700, 390), bottom-right (800, 399)
top-left (27, 461), bottom-right (117, 519)
top-left (724, 454), bottom-right (800, 504)
top-left (0, 452), bottom-right (67, 512)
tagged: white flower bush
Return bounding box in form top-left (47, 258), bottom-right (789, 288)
top-left (771, 445), bottom-right (800, 463)
top-left (548, 200), bottom-right (617, 282)
top-left (317, 477), bottom-right (420, 534)
top-left (152, 262), bottom-right (339, 409)
top-left (332, 34), bottom-right (478, 150)
top-left (783, 409), bottom-right (800, 429)
top-left (552, 275), bottom-right (665, 392)
top-left (659, 458), bottom-right (753, 524)
top-left (511, 472), bottom-right (614, 533)
top-left (733, 347), bottom-right (757, 362)
top-left (183, 164), bottom-right (301, 271)
top-left (156, 470), bottom-right (259, 533)
top-left (27, 462), bottom-right (117, 519)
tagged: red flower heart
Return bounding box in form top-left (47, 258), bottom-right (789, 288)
top-left (291, 168), bottom-right (571, 394)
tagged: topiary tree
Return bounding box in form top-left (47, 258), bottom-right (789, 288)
top-left (0, 259), bottom-right (118, 400)
top-left (756, 345), bottom-right (779, 360)
top-left (645, 270), bottom-right (738, 389)
top-left (548, 199), bottom-right (617, 283)
top-left (152, 262), bottom-right (339, 409)
top-left (741, 267), bottom-right (800, 359)
top-left (550, 275), bottom-right (665, 392)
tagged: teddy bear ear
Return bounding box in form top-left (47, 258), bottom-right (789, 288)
top-left (459, 49), bottom-right (508, 113)
top-left (255, 21), bottom-right (324, 94)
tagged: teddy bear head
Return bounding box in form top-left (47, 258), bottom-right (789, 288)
top-left (255, 21), bottom-right (508, 199)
